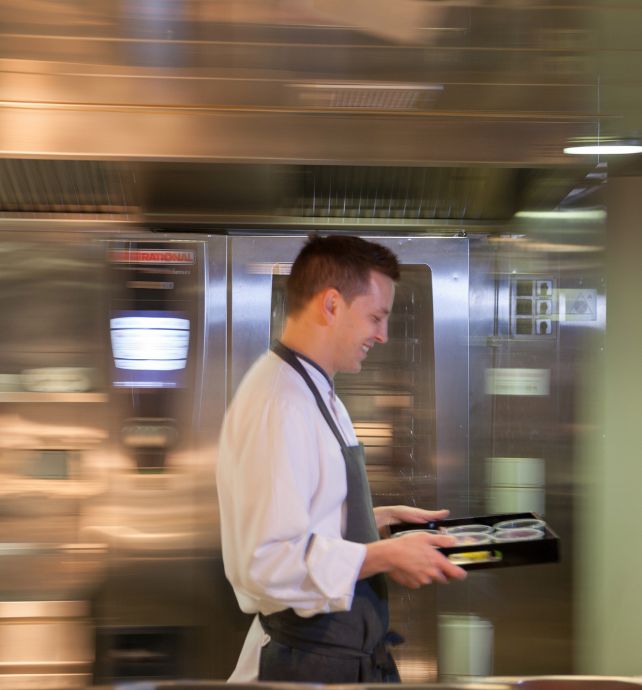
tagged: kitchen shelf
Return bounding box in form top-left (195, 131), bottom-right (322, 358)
top-left (0, 392), bottom-right (107, 403)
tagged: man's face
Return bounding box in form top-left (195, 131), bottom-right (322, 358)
top-left (332, 270), bottom-right (395, 374)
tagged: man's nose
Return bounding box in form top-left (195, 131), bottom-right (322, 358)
top-left (375, 320), bottom-right (388, 344)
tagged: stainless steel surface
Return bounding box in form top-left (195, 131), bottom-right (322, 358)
top-left (0, 106), bottom-right (598, 165)
top-left (1, 0), bottom-right (624, 231)
top-left (1, 159), bottom-right (589, 226)
top-left (0, 675), bottom-right (88, 690)
top-left (95, 683), bottom-right (514, 690)
top-left (0, 230), bottom-right (109, 611)
top-left (0, 231), bottom-right (111, 690)
top-left (0, 223), bottom-right (611, 681)
top-left (86, 234), bottom-right (242, 682)
top-left (2, 1), bottom-right (641, 164)
top-left (0, 230), bottom-right (244, 685)
top-left (486, 680), bottom-right (642, 690)
top-left (0, 0), bottom-right (621, 669)
top-left (15, 678), bottom-right (632, 690)
top-left (0, 197), bottom-right (612, 686)
top-left (449, 224), bottom-right (605, 677)
top-left (0, 599), bottom-right (93, 689)
top-left (0, 600), bottom-right (89, 617)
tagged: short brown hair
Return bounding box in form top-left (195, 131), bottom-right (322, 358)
top-left (286, 235), bottom-right (400, 316)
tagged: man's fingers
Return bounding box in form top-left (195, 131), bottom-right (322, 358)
top-left (423, 508), bottom-right (450, 519)
top-left (389, 536), bottom-right (467, 589)
top-left (446, 562), bottom-right (468, 580)
top-left (390, 566), bottom-right (427, 589)
top-left (424, 568), bottom-right (446, 584)
top-left (425, 533), bottom-right (457, 548)
top-left (402, 507), bottom-right (450, 523)
top-left (435, 555), bottom-right (467, 581)
top-left (393, 532), bottom-right (456, 549)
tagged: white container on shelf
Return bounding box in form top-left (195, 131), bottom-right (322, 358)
top-left (438, 613), bottom-right (494, 680)
top-left (486, 456), bottom-right (546, 516)
top-left (20, 367), bottom-right (95, 393)
top-left (0, 374), bottom-right (22, 392)
top-left (486, 456), bottom-right (545, 488)
top-left (485, 485), bottom-right (545, 515)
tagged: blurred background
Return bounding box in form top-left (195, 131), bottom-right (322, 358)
top-left (0, 0), bottom-right (640, 687)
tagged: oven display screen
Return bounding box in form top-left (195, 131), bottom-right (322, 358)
top-left (110, 310), bottom-right (190, 387)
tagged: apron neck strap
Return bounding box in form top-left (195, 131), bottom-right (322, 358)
top-left (271, 340), bottom-right (348, 450)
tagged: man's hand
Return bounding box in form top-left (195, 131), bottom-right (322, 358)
top-left (359, 531), bottom-right (467, 588)
top-left (373, 505), bottom-right (450, 532)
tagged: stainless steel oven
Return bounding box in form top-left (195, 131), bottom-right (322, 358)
top-left (0, 229), bottom-right (239, 687)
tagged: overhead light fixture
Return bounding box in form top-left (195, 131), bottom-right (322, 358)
top-left (515, 210), bottom-right (606, 221)
top-left (564, 137), bottom-right (642, 155)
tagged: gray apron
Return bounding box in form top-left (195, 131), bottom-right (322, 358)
top-left (257, 341), bottom-right (401, 683)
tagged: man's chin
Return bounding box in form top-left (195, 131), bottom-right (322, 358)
top-left (338, 360), bottom-right (362, 374)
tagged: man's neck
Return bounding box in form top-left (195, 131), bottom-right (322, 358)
top-left (280, 321), bottom-right (335, 379)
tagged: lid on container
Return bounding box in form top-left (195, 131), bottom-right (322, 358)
top-left (392, 528), bottom-right (440, 538)
top-left (494, 518), bottom-right (546, 532)
top-left (445, 524), bottom-right (493, 535)
top-left (452, 532), bottom-right (492, 546)
top-left (492, 527), bottom-right (543, 542)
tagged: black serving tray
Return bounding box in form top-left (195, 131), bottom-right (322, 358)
top-left (388, 512), bottom-right (560, 571)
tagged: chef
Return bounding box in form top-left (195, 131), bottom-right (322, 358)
top-left (216, 235), bottom-right (466, 683)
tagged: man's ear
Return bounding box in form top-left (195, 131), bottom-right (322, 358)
top-left (320, 287), bottom-right (341, 323)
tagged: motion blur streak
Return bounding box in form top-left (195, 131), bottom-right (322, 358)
top-left (0, 0), bottom-right (640, 686)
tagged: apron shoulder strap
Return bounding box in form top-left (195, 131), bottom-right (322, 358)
top-left (271, 341), bottom-right (348, 450)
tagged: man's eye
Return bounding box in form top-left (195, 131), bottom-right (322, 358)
top-left (371, 315), bottom-right (381, 324)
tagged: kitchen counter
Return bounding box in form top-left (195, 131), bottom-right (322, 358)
top-left (92, 677), bottom-right (641, 690)
top-left (1, 677), bottom-right (640, 690)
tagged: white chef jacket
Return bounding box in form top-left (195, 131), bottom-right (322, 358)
top-left (216, 350), bottom-right (368, 681)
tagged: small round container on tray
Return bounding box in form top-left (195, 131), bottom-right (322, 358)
top-left (492, 527), bottom-right (543, 542)
top-left (444, 524), bottom-right (493, 536)
top-left (451, 532), bottom-right (492, 546)
top-left (493, 518), bottom-right (546, 532)
top-left (392, 528), bottom-right (441, 538)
